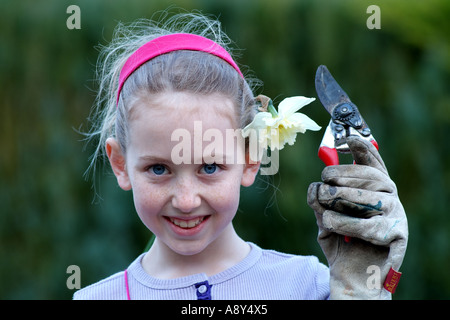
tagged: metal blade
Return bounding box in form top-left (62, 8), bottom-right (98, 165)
top-left (314, 65), bottom-right (351, 115)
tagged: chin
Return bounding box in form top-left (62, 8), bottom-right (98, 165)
top-left (168, 239), bottom-right (211, 256)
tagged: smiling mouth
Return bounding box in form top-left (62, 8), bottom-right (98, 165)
top-left (167, 216), bottom-right (209, 229)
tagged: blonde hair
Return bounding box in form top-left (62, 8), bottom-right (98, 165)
top-left (84, 12), bottom-right (261, 178)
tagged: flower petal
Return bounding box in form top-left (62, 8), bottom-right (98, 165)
top-left (287, 113), bottom-right (322, 132)
top-left (278, 96), bottom-right (316, 117)
top-left (242, 112), bottom-right (272, 135)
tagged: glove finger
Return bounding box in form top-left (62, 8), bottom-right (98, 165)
top-left (321, 210), bottom-right (405, 246)
top-left (388, 234), bottom-right (408, 271)
top-left (322, 165), bottom-right (396, 193)
top-left (317, 184), bottom-right (393, 218)
top-left (307, 182), bottom-right (326, 215)
top-left (346, 135), bottom-right (389, 176)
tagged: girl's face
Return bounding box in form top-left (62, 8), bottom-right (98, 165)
top-left (106, 92), bottom-right (259, 256)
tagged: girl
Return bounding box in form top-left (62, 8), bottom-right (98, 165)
top-left (75, 13), bottom-right (407, 300)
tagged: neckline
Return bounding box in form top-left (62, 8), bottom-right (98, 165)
top-left (127, 242), bottom-right (262, 289)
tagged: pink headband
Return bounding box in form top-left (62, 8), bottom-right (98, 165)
top-left (116, 33), bottom-right (243, 104)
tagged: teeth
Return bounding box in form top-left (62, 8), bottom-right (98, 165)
top-left (170, 217), bottom-right (205, 229)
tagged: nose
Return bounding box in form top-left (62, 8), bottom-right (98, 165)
top-left (171, 176), bottom-right (201, 213)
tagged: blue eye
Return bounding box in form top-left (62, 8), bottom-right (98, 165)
top-left (151, 164), bottom-right (166, 175)
top-left (202, 163), bottom-right (217, 174)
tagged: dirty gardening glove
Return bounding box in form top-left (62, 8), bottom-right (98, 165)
top-left (307, 135), bottom-right (408, 300)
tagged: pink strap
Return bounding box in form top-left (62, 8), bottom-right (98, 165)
top-left (124, 269), bottom-right (131, 300)
top-left (117, 33), bottom-right (243, 104)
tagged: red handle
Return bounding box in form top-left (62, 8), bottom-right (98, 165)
top-left (318, 146), bottom-right (339, 166)
top-left (318, 139), bottom-right (379, 166)
top-left (370, 139), bottom-right (379, 151)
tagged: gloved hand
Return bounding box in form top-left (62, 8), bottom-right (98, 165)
top-left (307, 135), bottom-right (408, 300)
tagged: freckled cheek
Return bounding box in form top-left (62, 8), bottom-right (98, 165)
top-left (209, 184), bottom-right (241, 216)
top-left (132, 184), bottom-right (168, 226)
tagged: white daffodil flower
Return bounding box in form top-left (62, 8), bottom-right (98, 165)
top-left (242, 96), bottom-right (321, 152)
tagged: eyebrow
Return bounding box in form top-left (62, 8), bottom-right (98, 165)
top-left (138, 155), bottom-right (172, 164)
top-left (138, 152), bottom-right (241, 165)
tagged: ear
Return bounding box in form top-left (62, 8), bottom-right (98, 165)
top-left (241, 153), bottom-right (260, 187)
top-left (105, 137), bottom-right (132, 191)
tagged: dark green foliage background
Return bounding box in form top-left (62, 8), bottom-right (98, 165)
top-left (1, 0), bottom-right (449, 299)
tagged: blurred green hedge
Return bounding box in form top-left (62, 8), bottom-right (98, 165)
top-left (1, 0), bottom-right (449, 299)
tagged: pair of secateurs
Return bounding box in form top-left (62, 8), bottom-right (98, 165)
top-left (314, 65), bottom-right (379, 243)
top-left (314, 65), bottom-right (379, 166)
